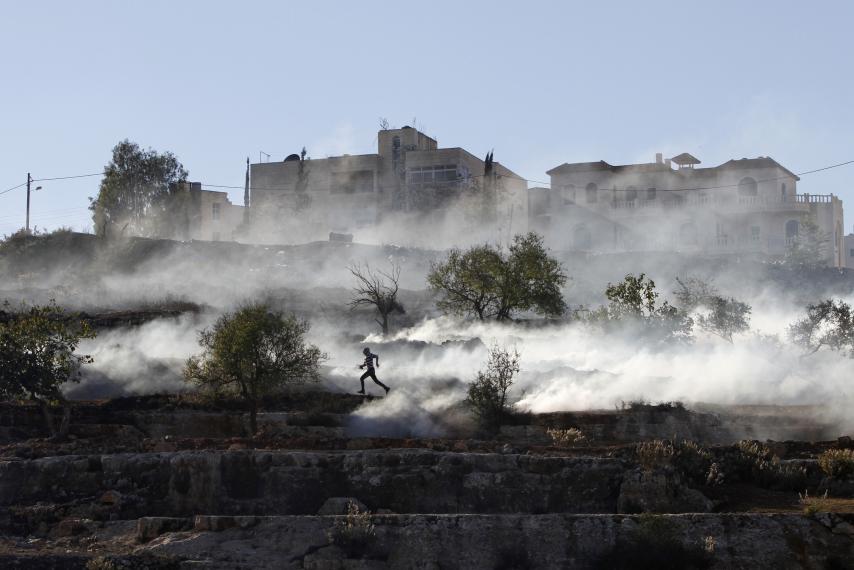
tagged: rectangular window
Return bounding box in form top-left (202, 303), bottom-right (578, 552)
top-left (647, 188), bottom-right (656, 200)
top-left (850, 248), bottom-right (854, 257)
top-left (408, 165), bottom-right (457, 185)
top-left (751, 226), bottom-right (760, 241)
top-left (212, 203), bottom-right (221, 221)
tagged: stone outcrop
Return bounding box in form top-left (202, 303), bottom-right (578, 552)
top-left (132, 513), bottom-right (854, 569)
top-left (0, 450), bottom-right (625, 518)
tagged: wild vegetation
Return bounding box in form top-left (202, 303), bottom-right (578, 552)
top-left (89, 140), bottom-right (188, 238)
top-left (466, 344), bottom-right (520, 433)
top-left (184, 302), bottom-right (326, 434)
top-left (428, 232), bottom-right (566, 320)
top-left (0, 301), bottom-right (95, 438)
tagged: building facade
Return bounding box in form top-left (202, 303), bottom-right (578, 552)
top-left (248, 126), bottom-right (528, 244)
top-left (845, 230), bottom-right (854, 269)
top-left (166, 182), bottom-right (244, 242)
top-left (530, 154), bottom-right (846, 267)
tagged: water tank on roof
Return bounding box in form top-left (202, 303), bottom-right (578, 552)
top-left (284, 154), bottom-right (301, 162)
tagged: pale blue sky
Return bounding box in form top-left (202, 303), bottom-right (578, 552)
top-left (1, 0), bottom-right (853, 236)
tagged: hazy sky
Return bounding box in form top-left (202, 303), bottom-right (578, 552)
top-left (1, 0), bottom-right (852, 236)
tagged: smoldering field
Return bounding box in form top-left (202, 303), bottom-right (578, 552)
top-left (4, 234), bottom-right (850, 437)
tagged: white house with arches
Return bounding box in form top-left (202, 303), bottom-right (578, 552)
top-left (529, 153), bottom-right (845, 267)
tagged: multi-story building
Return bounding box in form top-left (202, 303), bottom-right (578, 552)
top-left (248, 126), bottom-right (528, 244)
top-left (164, 182), bottom-right (244, 242)
top-left (845, 230), bottom-right (854, 269)
top-left (530, 153), bottom-right (846, 267)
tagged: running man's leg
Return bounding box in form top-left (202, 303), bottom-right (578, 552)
top-left (358, 370), bottom-right (370, 393)
top-left (368, 369), bottom-right (389, 393)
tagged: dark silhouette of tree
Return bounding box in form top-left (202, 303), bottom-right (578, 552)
top-left (348, 263), bottom-right (405, 335)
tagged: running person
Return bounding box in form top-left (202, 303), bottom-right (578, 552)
top-left (358, 347), bottom-right (389, 395)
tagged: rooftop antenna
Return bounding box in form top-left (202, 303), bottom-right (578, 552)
top-left (259, 151), bottom-right (271, 163)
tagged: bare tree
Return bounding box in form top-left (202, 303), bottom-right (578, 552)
top-left (348, 263), bottom-right (405, 335)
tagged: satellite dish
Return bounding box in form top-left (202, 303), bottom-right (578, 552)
top-left (284, 154), bottom-right (301, 162)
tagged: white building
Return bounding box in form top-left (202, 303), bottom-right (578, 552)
top-left (530, 153), bottom-right (845, 267)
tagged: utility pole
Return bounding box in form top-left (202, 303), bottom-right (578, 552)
top-left (26, 173), bottom-right (31, 234)
top-left (25, 173), bottom-right (42, 234)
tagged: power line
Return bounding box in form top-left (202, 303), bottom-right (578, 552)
top-left (32, 172), bottom-right (103, 182)
top-left (1, 156), bottom-right (852, 200)
top-left (0, 182), bottom-right (26, 196)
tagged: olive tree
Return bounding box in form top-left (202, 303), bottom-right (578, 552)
top-left (788, 299), bottom-right (854, 356)
top-left (597, 273), bottom-right (693, 344)
top-left (0, 301), bottom-right (95, 439)
top-left (695, 296), bottom-right (751, 343)
top-left (184, 303), bottom-right (326, 434)
top-left (428, 232), bottom-right (566, 321)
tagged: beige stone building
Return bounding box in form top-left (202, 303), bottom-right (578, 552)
top-left (248, 126), bottom-right (528, 245)
top-left (845, 230), bottom-right (854, 269)
top-left (166, 182), bottom-right (244, 242)
top-left (530, 153), bottom-right (846, 267)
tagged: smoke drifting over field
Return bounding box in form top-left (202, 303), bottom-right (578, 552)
top-left (2, 231), bottom-right (853, 437)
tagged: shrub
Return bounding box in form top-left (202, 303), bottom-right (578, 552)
top-left (723, 440), bottom-right (806, 489)
top-left (327, 501), bottom-right (376, 557)
top-left (466, 344), bottom-right (520, 433)
top-left (636, 439), bottom-right (675, 471)
top-left (799, 489), bottom-right (831, 516)
top-left (547, 427), bottom-right (587, 447)
top-left (635, 439), bottom-right (712, 482)
top-left (818, 449), bottom-right (854, 479)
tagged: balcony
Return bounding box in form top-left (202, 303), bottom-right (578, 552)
top-left (599, 193), bottom-right (831, 218)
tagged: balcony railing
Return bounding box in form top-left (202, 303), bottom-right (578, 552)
top-left (603, 193), bottom-right (833, 214)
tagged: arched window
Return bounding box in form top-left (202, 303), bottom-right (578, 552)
top-left (738, 177), bottom-right (758, 197)
top-left (586, 183), bottom-right (598, 204)
top-left (563, 184), bottom-right (576, 205)
top-left (679, 222), bottom-right (698, 245)
top-left (625, 186), bottom-right (637, 202)
top-left (785, 219), bottom-right (799, 238)
top-left (574, 224), bottom-right (592, 250)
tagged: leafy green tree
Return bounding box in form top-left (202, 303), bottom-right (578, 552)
top-left (788, 299), bottom-right (854, 356)
top-left (0, 301), bottom-right (95, 438)
top-left (674, 277), bottom-right (750, 342)
top-left (695, 296), bottom-right (751, 343)
top-left (467, 344), bottom-right (520, 433)
top-left (428, 245), bottom-right (503, 320)
top-left (674, 276), bottom-right (719, 312)
top-left (598, 273), bottom-right (693, 343)
top-left (89, 140), bottom-right (188, 237)
top-left (497, 233), bottom-right (567, 320)
top-left (184, 303), bottom-right (326, 434)
top-left (428, 232), bottom-right (566, 321)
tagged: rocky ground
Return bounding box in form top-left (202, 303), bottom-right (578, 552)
top-left (0, 393), bottom-right (851, 568)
